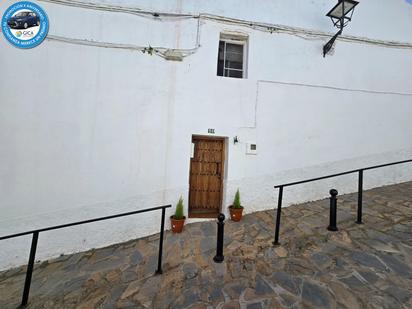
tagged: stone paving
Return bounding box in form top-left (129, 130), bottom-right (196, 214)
top-left (1, 182), bottom-right (412, 309)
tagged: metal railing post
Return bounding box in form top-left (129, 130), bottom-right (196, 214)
top-left (273, 186), bottom-right (283, 245)
top-left (213, 213), bottom-right (225, 263)
top-left (356, 169), bottom-right (363, 224)
top-left (155, 207), bottom-right (166, 275)
top-left (21, 231), bottom-right (39, 307)
top-left (327, 189), bottom-right (338, 231)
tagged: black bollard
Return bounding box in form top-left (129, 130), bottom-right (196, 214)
top-left (356, 170), bottom-right (364, 224)
top-left (213, 213), bottom-right (225, 263)
top-left (327, 189), bottom-right (339, 231)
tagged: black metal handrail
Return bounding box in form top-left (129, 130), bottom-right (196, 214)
top-left (273, 159), bottom-right (412, 245)
top-left (0, 204), bottom-right (171, 308)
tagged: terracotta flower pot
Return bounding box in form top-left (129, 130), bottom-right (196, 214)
top-left (170, 216), bottom-right (186, 233)
top-left (229, 206), bottom-right (244, 222)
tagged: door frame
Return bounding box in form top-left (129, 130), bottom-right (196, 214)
top-left (188, 135), bottom-right (227, 218)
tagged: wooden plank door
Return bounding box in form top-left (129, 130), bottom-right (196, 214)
top-left (189, 136), bottom-right (225, 217)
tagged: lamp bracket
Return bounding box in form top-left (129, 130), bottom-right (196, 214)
top-left (323, 30), bottom-right (342, 57)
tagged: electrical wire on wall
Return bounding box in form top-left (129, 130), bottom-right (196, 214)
top-left (200, 14), bottom-right (412, 50)
top-left (35, 0), bottom-right (201, 59)
top-left (45, 15), bottom-right (201, 60)
top-left (36, 0), bottom-right (412, 57)
top-left (38, 0), bottom-right (196, 19)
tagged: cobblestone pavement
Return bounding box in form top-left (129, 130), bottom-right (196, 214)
top-left (1, 182), bottom-right (412, 309)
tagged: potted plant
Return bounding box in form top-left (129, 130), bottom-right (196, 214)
top-left (229, 189), bottom-right (244, 222)
top-left (170, 197), bottom-right (186, 233)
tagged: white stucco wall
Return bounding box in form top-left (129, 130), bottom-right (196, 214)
top-left (0, 0), bottom-right (411, 269)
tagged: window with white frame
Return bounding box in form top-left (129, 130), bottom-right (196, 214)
top-left (217, 34), bottom-right (248, 79)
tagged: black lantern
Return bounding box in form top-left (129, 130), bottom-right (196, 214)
top-left (323, 0), bottom-right (359, 57)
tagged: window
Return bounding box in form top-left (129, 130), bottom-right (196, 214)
top-left (217, 34), bottom-right (247, 79)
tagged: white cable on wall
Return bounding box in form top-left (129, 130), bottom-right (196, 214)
top-left (46, 34), bottom-right (198, 59)
top-left (36, 0), bottom-right (202, 59)
top-left (201, 14), bottom-right (412, 50)
top-left (38, 0), bottom-right (196, 19)
top-left (38, 0), bottom-right (412, 50)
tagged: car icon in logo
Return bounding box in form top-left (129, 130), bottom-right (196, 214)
top-left (2, 1), bottom-right (49, 49)
top-left (7, 11), bottom-right (39, 29)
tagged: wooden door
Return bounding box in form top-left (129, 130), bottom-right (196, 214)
top-left (189, 136), bottom-right (225, 217)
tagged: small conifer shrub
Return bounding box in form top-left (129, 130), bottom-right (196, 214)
top-left (233, 189), bottom-right (241, 209)
top-left (174, 197), bottom-right (184, 219)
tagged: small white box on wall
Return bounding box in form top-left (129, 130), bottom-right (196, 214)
top-left (246, 142), bottom-right (257, 155)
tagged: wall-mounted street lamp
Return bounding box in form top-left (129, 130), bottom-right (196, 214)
top-left (323, 0), bottom-right (359, 57)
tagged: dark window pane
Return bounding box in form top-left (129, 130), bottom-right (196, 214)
top-left (226, 58), bottom-right (243, 70)
top-left (228, 70), bottom-right (243, 78)
top-left (217, 60), bottom-right (224, 76)
top-left (217, 41), bottom-right (225, 76)
top-left (226, 43), bottom-right (243, 55)
top-left (226, 53), bottom-right (243, 63)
